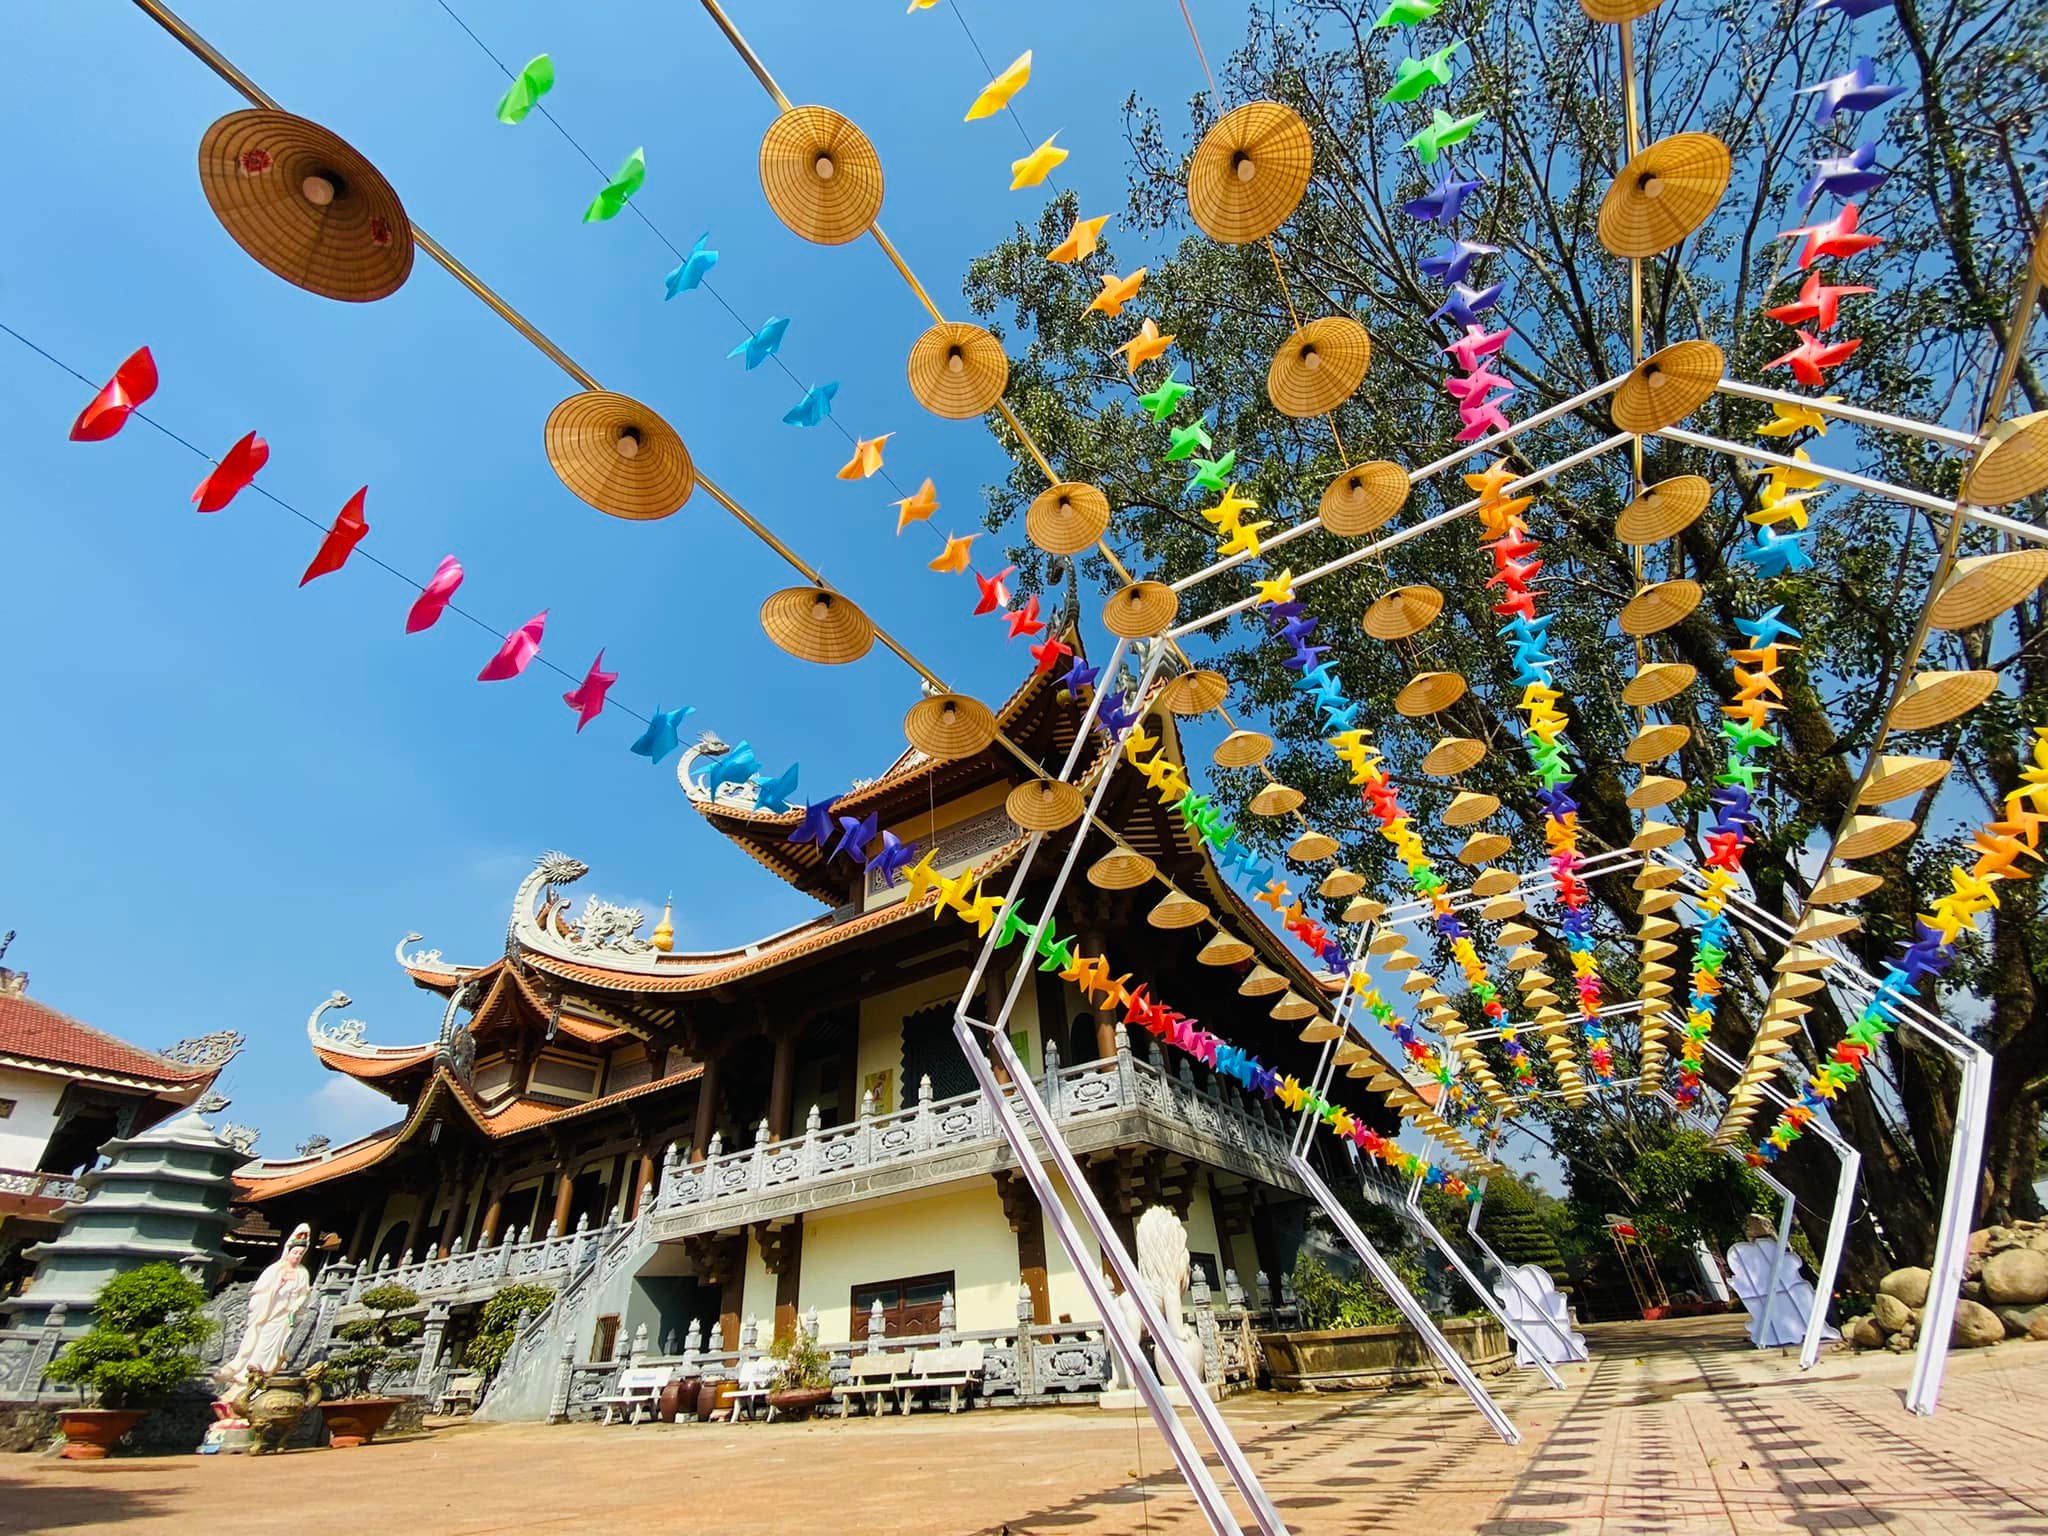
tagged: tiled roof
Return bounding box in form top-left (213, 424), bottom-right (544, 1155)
top-left (0, 990), bottom-right (214, 1086)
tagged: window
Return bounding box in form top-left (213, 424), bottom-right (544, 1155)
top-left (471, 1056), bottom-right (514, 1100)
top-left (529, 1051), bottom-right (599, 1104)
top-left (850, 1270), bottom-right (954, 1342)
top-left (0, 1098), bottom-right (14, 1119)
top-left (592, 1314), bottom-right (620, 1362)
top-left (1190, 1250), bottom-right (1221, 1292)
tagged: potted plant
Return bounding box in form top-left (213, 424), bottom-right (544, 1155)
top-left (764, 1328), bottom-right (835, 1420)
top-left (44, 1263), bottom-right (213, 1458)
top-left (315, 1282), bottom-right (421, 1446)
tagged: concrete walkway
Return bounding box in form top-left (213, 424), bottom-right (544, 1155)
top-left (6, 1317), bottom-right (2045, 1534)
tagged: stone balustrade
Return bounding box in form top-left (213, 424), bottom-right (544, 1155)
top-left (344, 1212), bottom-right (613, 1310)
top-left (0, 1169), bottom-right (84, 1206)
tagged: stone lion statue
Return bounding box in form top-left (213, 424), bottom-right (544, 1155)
top-left (1109, 1206), bottom-right (1203, 1389)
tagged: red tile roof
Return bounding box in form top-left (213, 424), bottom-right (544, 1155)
top-left (0, 990), bottom-right (214, 1086)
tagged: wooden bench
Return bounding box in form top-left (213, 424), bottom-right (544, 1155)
top-left (437, 1371), bottom-right (484, 1416)
top-left (835, 1352), bottom-right (906, 1417)
top-left (725, 1355), bottom-right (779, 1422)
top-left (596, 1366), bottom-right (672, 1425)
top-left (899, 1341), bottom-right (985, 1415)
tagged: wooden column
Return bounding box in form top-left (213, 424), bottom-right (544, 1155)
top-left (437, 1192), bottom-right (463, 1258)
top-left (550, 1166), bottom-right (576, 1235)
top-left (346, 1204), bottom-right (375, 1261)
top-left (691, 1055), bottom-right (722, 1163)
top-left (627, 1153), bottom-right (657, 1218)
top-left (766, 1030), bottom-right (798, 1142)
top-left (995, 1171), bottom-right (1051, 1326)
top-left (479, 1188), bottom-right (505, 1248)
top-left (758, 1220), bottom-right (804, 1344)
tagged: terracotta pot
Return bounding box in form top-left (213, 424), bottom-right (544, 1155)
top-left (765, 1385), bottom-right (833, 1420)
top-left (318, 1396), bottom-right (402, 1448)
top-left (57, 1409), bottom-right (143, 1460)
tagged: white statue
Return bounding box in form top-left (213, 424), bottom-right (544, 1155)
top-left (1109, 1206), bottom-right (1203, 1389)
top-left (217, 1223), bottom-right (313, 1405)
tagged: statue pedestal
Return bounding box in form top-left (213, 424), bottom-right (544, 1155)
top-left (1098, 1381), bottom-right (1218, 1411)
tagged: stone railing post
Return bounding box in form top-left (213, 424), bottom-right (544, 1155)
top-left (1013, 1284), bottom-right (1040, 1399)
top-left (915, 1075), bottom-right (934, 1153)
top-left (1041, 1038), bottom-right (1062, 1118)
top-left (751, 1120), bottom-right (771, 1192)
top-left (867, 1298), bottom-right (887, 1352)
top-left (802, 1305), bottom-right (819, 1342)
top-left (413, 1299), bottom-right (451, 1391)
top-left (1113, 1019), bottom-right (1137, 1109)
top-left (857, 1089), bottom-right (876, 1166)
top-left (938, 1290), bottom-right (956, 1344)
top-left (1191, 1269), bottom-right (1219, 1385)
top-left (1253, 1270), bottom-right (1271, 1314)
top-left (658, 1141), bottom-right (680, 1210)
top-left (801, 1103), bottom-right (821, 1181)
top-left (740, 1314), bottom-right (758, 1354)
top-left (1224, 1268), bottom-right (1246, 1310)
top-left (630, 1322), bottom-right (649, 1364)
top-left (683, 1318), bottom-right (702, 1364)
top-left (26, 1304), bottom-right (68, 1390)
top-left (548, 1339), bottom-right (575, 1423)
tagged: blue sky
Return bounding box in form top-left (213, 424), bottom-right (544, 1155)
top-left (0, 1), bottom-right (1282, 1153)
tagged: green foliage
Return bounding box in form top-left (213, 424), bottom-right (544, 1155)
top-left (1290, 1250), bottom-right (1423, 1331)
top-left (768, 1328), bottom-right (832, 1392)
top-left (1548, 1116), bottom-right (1768, 1261)
top-left (44, 1263), bottom-right (212, 1409)
top-left (466, 1284), bottom-right (556, 1376)
top-left (325, 1283), bottom-right (421, 1398)
top-left (1475, 1176), bottom-right (1571, 1287)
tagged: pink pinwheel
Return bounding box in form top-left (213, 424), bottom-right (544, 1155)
top-left (69, 346), bottom-right (157, 441)
top-left (1442, 324), bottom-right (1510, 374)
top-left (562, 649), bottom-right (617, 730)
top-left (406, 555), bottom-right (464, 633)
top-left (478, 610), bottom-right (546, 681)
top-left (1456, 400), bottom-right (1512, 441)
top-left (1444, 365), bottom-right (1512, 404)
top-left (300, 486), bottom-right (370, 586)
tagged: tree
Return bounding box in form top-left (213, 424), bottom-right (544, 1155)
top-left (465, 1283), bottom-right (555, 1377)
top-left (1476, 1174), bottom-right (1570, 1286)
top-left (964, 0), bottom-right (2047, 1282)
top-left (324, 1283), bottom-right (421, 1399)
top-left (44, 1264), bottom-right (213, 1409)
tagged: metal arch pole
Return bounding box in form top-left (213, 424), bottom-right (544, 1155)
top-left (1712, 377), bottom-right (1984, 450)
top-left (1287, 1152), bottom-right (1522, 1443)
top-left (1398, 1180), bottom-right (1565, 1389)
top-left (1804, 1142), bottom-right (1862, 1370)
top-left (1906, 1040), bottom-right (1993, 1416)
top-left (1755, 1166), bottom-right (1799, 1352)
top-left (1463, 1177), bottom-right (1587, 1366)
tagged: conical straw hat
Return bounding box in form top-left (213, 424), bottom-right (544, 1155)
top-left (1622, 661), bottom-right (1696, 706)
top-left (1611, 341), bottom-right (1723, 434)
top-left (1619, 579), bottom-right (1702, 635)
top-left (1147, 890), bottom-right (1210, 928)
top-left (1364, 584), bottom-right (1444, 640)
top-left (1775, 945), bottom-right (1837, 975)
top-left (1007, 779), bottom-right (1086, 832)
top-left (198, 110), bottom-right (414, 302)
top-left (1472, 869), bottom-right (1519, 898)
top-left (1088, 850), bottom-right (1156, 889)
top-left (1625, 722), bottom-right (1692, 763)
top-left (1810, 864), bottom-right (1883, 905)
top-left (1267, 317), bottom-right (1372, 417)
top-left (1776, 972), bottom-right (1828, 998)
top-left (1633, 863), bottom-right (1683, 890)
top-left (1627, 773), bottom-right (1686, 810)
top-left (1289, 829), bottom-right (1340, 862)
top-left (1321, 460), bottom-right (1410, 536)
top-left (1597, 135), bottom-right (1731, 259)
top-left (545, 391), bottom-right (695, 519)
top-left (1793, 908), bottom-right (1862, 943)
top-left (1835, 814), bottom-right (1915, 860)
top-left (1197, 932), bottom-right (1255, 966)
top-left (1638, 915), bottom-right (1679, 938)
top-left (1615, 475), bottom-right (1712, 545)
top-left (1459, 831), bottom-right (1512, 865)
top-left (1888, 669), bottom-right (1997, 732)
top-left (1341, 896), bottom-right (1386, 924)
top-left (1631, 819), bottom-right (1684, 852)
top-left (1859, 754), bottom-right (1952, 806)
top-left (1250, 782), bottom-right (1305, 816)
top-left (1102, 581), bottom-right (1178, 638)
top-left (1367, 929), bottom-right (1408, 955)
top-left (1297, 1015), bottom-right (1341, 1041)
top-left (907, 321), bottom-right (1009, 418)
top-left (1214, 729), bottom-right (1274, 768)
top-left (1186, 101), bottom-right (1313, 244)
top-left (759, 106), bottom-right (883, 245)
top-left (1637, 889), bottom-right (1679, 913)
top-left (1026, 481), bottom-right (1111, 555)
top-left (1270, 991), bottom-right (1320, 1022)
top-left (1927, 550), bottom-right (2048, 631)
top-left (1160, 669), bottom-right (1230, 716)
top-left (1443, 790), bottom-right (1500, 826)
top-left (760, 586), bottom-right (875, 664)
top-left (904, 693), bottom-right (998, 760)
top-left (1320, 867), bottom-right (1365, 898)
top-left (1396, 670), bottom-right (1467, 716)
top-left (1422, 736), bottom-right (1486, 775)
top-left (1963, 412), bottom-right (2048, 506)
top-left (1239, 964), bottom-right (1288, 996)
top-left (1579, 0), bottom-right (1669, 33)
top-left (1480, 893), bottom-right (1525, 920)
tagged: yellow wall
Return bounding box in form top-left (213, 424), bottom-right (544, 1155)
top-left (800, 1182), bottom-right (1023, 1339)
top-left (1041, 1171), bottom-right (1103, 1325)
top-left (740, 1225), bottom-right (777, 1330)
top-left (371, 1191), bottom-right (421, 1257)
top-left (853, 959), bottom-right (1042, 1117)
top-left (862, 782), bottom-right (1012, 915)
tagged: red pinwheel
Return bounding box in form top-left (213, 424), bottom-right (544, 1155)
top-left (972, 565), bottom-right (1015, 616)
top-left (69, 346), bottom-right (157, 441)
top-left (1777, 204), bottom-right (1882, 269)
top-left (300, 486), bottom-right (370, 586)
top-left (1766, 272), bottom-right (1875, 331)
top-left (192, 431), bottom-right (268, 512)
top-left (1765, 329), bottom-right (1863, 387)
top-left (1029, 633), bottom-right (1073, 674)
top-left (1005, 594), bottom-right (1046, 642)
top-left (407, 555), bottom-right (464, 633)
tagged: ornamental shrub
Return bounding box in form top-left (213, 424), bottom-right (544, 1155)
top-left (43, 1263), bottom-right (213, 1409)
top-left (325, 1283), bottom-right (422, 1397)
top-left (466, 1283), bottom-right (556, 1376)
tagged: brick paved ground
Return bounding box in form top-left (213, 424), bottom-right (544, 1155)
top-left (6, 1316), bottom-right (2045, 1535)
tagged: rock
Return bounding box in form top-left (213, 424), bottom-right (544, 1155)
top-left (2031, 1315), bottom-right (2048, 1343)
top-left (1995, 1305), bottom-right (2048, 1338)
top-left (1964, 1280), bottom-right (1984, 1300)
top-left (1983, 1249), bottom-right (2048, 1307)
top-left (1880, 1267), bottom-right (1932, 1308)
top-left (1884, 1330), bottom-right (1913, 1353)
top-left (1969, 1228), bottom-right (1993, 1256)
top-left (1871, 1293), bottom-right (1913, 1334)
top-left (1844, 1316), bottom-right (1885, 1350)
top-left (1952, 1299), bottom-right (2005, 1349)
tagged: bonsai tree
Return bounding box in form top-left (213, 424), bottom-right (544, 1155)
top-left (324, 1283), bottom-right (421, 1398)
top-left (44, 1263), bottom-right (213, 1409)
top-left (465, 1283), bottom-right (555, 1378)
top-left (767, 1327), bottom-right (831, 1392)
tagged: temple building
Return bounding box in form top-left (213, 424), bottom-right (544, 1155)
top-left (233, 659), bottom-right (1381, 1371)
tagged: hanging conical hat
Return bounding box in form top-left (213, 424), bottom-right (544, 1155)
top-left (1383, 949), bottom-right (1420, 972)
top-left (1615, 475), bottom-right (1712, 545)
top-left (1396, 670), bottom-right (1467, 716)
top-left (907, 321), bottom-right (1009, 418)
top-left (1472, 869), bottom-right (1519, 898)
top-left (1298, 1015), bottom-right (1342, 1042)
top-left (1497, 920), bottom-right (1538, 945)
top-left (1363, 584), bottom-right (1444, 640)
top-left (1793, 908), bottom-right (1861, 943)
top-left (1775, 945), bottom-right (1837, 975)
top-left (1334, 1038), bottom-right (1372, 1066)
top-left (1639, 939), bottom-right (1678, 961)
top-left (1341, 896), bottom-right (1386, 924)
top-left (2036, 222), bottom-right (2048, 286)
top-left (1027, 481), bottom-right (1111, 555)
top-left (1289, 829), bottom-right (1340, 862)
top-left (1776, 972), bottom-right (1828, 998)
top-left (1320, 867), bottom-right (1365, 898)
top-left (1928, 550), bottom-right (2048, 631)
top-left (1088, 850), bottom-right (1156, 889)
top-left (1639, 961), bottom-right (1675, 983)
top-left (1597, 135), bottom-right (1731, 259)
top-left (1835, 814), bottom-right (1916, 860)
top-left (1962, 412), bottom-right (2048, 506)
top-left (1321, 460), bottom-right (1410, 536)
top-left (1625, 722), bottom-right (1692, 763)
top-left (1415, 989), bottom-right (1451, 1010)
top-left (1627, 773), bottom-right (1686, 810)
top-left (1422, 736), bottom-right (1487, 775)
top-left (904, 692), bottom-right (998, 760)
top-left (1481, 897), bottom-right (1526, 924)
top-left (1619, 579), bottom-right (1702, 635)
top-left (1888, 669), bottom-right (1997, 732)
top-left (1007, 778), bottom-right (1086, 832)
top-left (198, 110), bottom-right (414, 302)
top-left (1860, 754), bottom-right (1953, 806)
top-left (1160, 669), bottom-right (1230, 716)
top-left (1270, 991), bottom-right (1320, 1022)
top-left (1624, 820), bottom-right (1679, 853)
top-left (1638, 915), bottom-right (1679, 938)
top-left (1197, 931), bottom-right (1255, 966)
top-left (1633, 863), bottom-right (1683, 890)
top-left (1610, 340), bottom-right (1723, 434)
top-left (545, 391), bottom-right (695, 519)
top-left (1239, 964), bottom-right (1288, 996)
top-left (1267, 317), bottom-right (1372, 418)
top-left (1147, 891), bottom-right (1211, 929)
top-left (1810, 864), bottom-right (1884, 906)
top-left (1367, 929), bottom-right (1408, 955)
top-left (1622, 661), bottom-right (1697, 707)
top-left (1186, 100), bottom-right (1314, 244)
top-left (1637, 889), bottom-right (1680, 914)
top-left (1214, 728), bottom-right (1275, 768)
top-left (1443, 790), bottom-right (1500, 826)
top-left (1458, 831), bottom-right (1511, 865)
top-left (1505, 946), bottom-right (1545, 972)
top-left (1102, 580), bottom-right (1178, 638)
top-left (1250, 782), bottom-right (1305, 816)
top-left (760, 586), bottom-right (875, 664)
top-left (759, 106), bottom-right (883, 245)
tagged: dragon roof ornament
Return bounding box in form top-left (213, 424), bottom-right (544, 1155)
top-left (394, 929), bottom-right (461, 979)
top-left (305, 990), bottom-right (425, 1058)
top-left (675, 732), bottom-right (775, 813)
